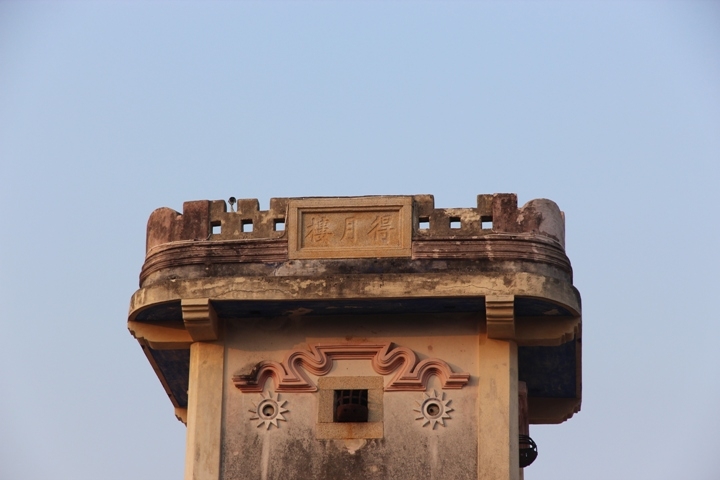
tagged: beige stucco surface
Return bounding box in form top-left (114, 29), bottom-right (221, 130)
top-left (216, 313), bottom-right (510, 480)
top-left (185, 342), bottom-right (224, 480)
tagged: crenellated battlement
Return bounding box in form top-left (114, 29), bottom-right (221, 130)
top-left (145, 194), bottom-right (566, 254)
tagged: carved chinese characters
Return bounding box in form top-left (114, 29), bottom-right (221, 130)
top-left (287, 197), bottom-right (412, 259)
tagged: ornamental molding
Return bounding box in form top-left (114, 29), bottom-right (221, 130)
top-left (232, 342), bottom-right (470, 393)
top-left (248, 392), bottom-right (288, 430)
top-left (414, 390), bottom-right (453, 429)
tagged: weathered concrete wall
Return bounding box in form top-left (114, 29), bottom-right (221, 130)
top-left (221, 313), bottom-right (481, 480)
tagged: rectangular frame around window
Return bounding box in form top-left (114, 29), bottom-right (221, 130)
top-left (316, 376), bottom-right (383, 439)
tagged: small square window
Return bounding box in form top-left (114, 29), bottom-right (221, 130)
top-left (419, 217), bottom-right (430, 230)
top-left (317, 376), bottom-right (383, 439)
top-left (211, 223), bottom-right (221, 235)
top-left (481, 215), bottom-right (493, 230)
top-left (274, 220), bottom-right (285, 231)
top-left (334, 390), bottom-right (369, 423)
top-left (450, 217), bottom-right (461, 229)
top-left (241, 220), bottom-right (253, 233)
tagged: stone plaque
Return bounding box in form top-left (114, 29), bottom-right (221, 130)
top-left (287, 197), bottom-right (412, 259)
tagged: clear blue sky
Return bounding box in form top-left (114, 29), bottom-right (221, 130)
top-left (1, 2), bottom-right (719, 479)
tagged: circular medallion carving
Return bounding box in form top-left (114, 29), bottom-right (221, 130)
top-left (249, 392), bottom-right (288, 430)
top-left (414, 390), bottom-right (453, 429)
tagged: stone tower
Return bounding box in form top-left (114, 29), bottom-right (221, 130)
top-left (128, 194), bottom-right (582, 480)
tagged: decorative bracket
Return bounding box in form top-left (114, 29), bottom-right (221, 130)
top-left (182, 298), bottom-right (218, 342)
top-left (233, 342), bottom-right (470, 393)
top-left (486, 295), bottom-right (515, 340)
top-left (127, 321), bottom-right (192, 350)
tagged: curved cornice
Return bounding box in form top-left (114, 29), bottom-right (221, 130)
top-left (129, 270), bottom-right (581, 322)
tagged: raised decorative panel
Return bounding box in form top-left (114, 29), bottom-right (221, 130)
top-left (287, 197), bottom-right (412, 259)
top-left (232, 342), bottom-right (470, 393)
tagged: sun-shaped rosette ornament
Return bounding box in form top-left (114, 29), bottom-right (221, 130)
top-left (249, 392), bottom-right (288, 430)
top-left (414, 390), bottom-right (453, 429)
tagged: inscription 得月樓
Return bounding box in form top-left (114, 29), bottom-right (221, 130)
top-left (287, 197), bottom-right (412, 259)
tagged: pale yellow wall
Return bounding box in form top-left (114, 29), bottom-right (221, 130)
top-left (198, 312), bottom-right (520, 480)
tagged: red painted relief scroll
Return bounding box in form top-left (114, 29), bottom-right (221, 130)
top-left (233, 342), bottom-right (470, 393)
